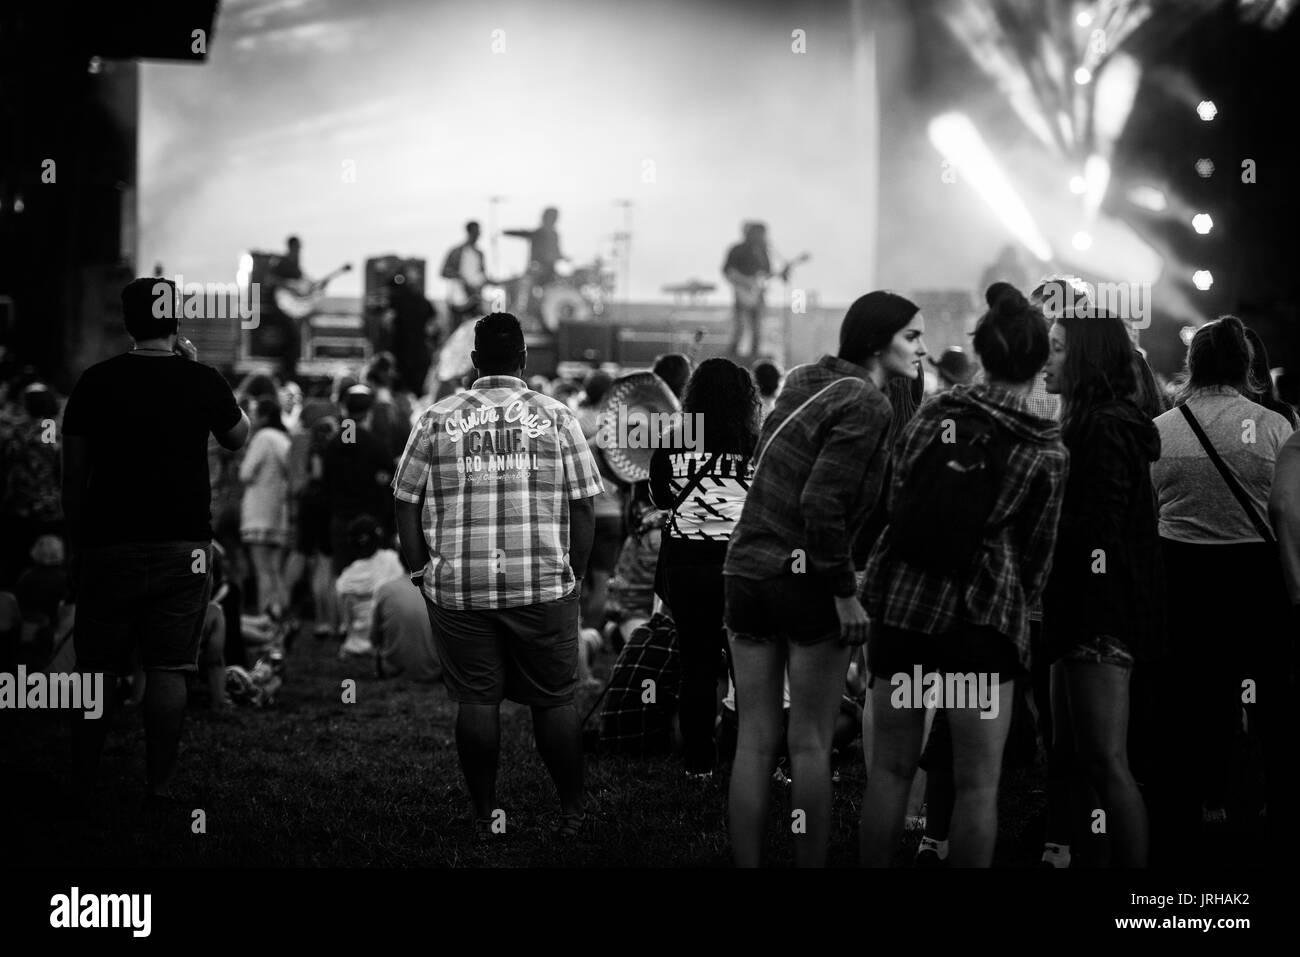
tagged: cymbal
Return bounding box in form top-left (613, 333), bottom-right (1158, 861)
top-left (661, 279), bottom-right (717, 294)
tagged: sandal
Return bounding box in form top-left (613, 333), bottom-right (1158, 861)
top-left (550, 811), bottom-right (587, 839)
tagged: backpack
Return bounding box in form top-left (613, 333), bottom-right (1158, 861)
top-left (887, 406), bottom-right (1013, 577)
top-left (595, 613), bottom-right (681, 755)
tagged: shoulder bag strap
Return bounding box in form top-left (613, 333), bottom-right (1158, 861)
top-left (753, 377), bottom-right (855, 473)
top-left (1179, 403), bottom-right (1275, 543)
top-left (671, 451), bottom-right (724, 512)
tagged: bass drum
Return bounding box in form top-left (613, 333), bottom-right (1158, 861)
top-left (540, 286), bottom-right (592, 331)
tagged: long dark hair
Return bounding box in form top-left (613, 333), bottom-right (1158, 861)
top-left (1055, 311), bottom-right (1137, 440)
top-left (255, 397), bottom-right (287, 434)
top-left (1242, 326), bottom-right (1297, 426)
top-left (1131, 351), bottom-right (1170, 419)
top-left (681, 357), bottom-right (761, 456)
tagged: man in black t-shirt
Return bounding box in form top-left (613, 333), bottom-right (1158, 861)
top-left (62, 277), bottom-right (249, 806)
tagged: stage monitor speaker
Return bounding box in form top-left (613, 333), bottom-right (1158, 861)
top-left (558, 320), bottom-right (617, 365)
top-left (615, 326), bottom-right (679, 367)
top-left (524, 333), bottom-right (558, 379)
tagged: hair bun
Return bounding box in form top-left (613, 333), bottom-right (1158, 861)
top-left (985, 281), bottom-right (1026, 312)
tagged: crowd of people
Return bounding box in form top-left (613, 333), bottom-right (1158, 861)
top-left (2, 270), bottom-right (1297, 867)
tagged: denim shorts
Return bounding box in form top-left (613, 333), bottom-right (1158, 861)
top-left (724, 573), bottom-right (841, 647)
top-left (74, 541), bottom-right (214, 674)
top-left (1060, 634), bottom-right (1134, 669)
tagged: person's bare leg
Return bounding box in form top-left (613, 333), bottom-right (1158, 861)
top-left (455, 702), bottom-right (501, 821)
top-left (531, 703), bottom-right (584, 815)
top-left (249, 544), bottom-right (275, 614)
top-left (728, 634), bottom-right (785, 867)
top-left (859, 685), bottom-right (928, 866)
top-left (143, 669), bottom-right (188, 797)
top-left (946, 679), bottom-right (1014, 867)
top-left (311, 552), bottom-right (337, 633)
top-left (1067, 660), bottom-right (1148, 867)
top-left (786, 639), bottom-right (853, 867)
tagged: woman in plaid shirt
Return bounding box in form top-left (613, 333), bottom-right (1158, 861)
top-left (723, 291), bottom-right (926, 868)
top-left (859, 284), bottom-right (1068, 867)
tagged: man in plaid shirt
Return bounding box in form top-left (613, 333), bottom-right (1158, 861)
top-left (393, 312), bottom-right (602, 837)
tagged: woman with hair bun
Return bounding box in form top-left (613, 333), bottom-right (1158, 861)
top-left (858, 283), bottom-right (1068, 867)
top-left (1151, 315), bottom-right (1293, 861)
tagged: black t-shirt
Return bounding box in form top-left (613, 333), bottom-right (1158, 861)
top-left (323, 426), bottom-right (394, 523)
top-left (62, 353), bottom-right (242, 545)
top-left (722, 242), bottom-right (771, 279)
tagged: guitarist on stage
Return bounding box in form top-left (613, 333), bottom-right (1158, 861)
top-left (440, 220), bottom-right (491, 331)
top-left (268, 235), bottom-right (306, 378)
top-left (723, 221), bottom-right (787, 359)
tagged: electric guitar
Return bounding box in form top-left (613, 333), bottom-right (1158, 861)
top-left (273, 264), bottom-right (353, 319)
top-left (728, 252), bottom-right (810, 309)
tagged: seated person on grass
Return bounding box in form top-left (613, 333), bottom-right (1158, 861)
top-left (335, 515), bottom-right (406, 660)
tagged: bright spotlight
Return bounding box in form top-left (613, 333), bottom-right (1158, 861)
top-left (1192, 213), bottom-right (1213, 234)
top-left (1074, 67), bottom-right (1093, 85)
top-left (1126, 185), bottom-right (1168, 212)
top-left (927, 112), bottom-right (1054, 261)
top-left (1069, 175), bottom-right (1087, 195)
top-left (1072, 231), bottom-right (1093, 251)
top-left (1179, 325), bottom-right (1198, 346)
top-left (1197, 100), bottom-right (1218, 121)
top-left (1192, 270), bottom-right (1214, 290)
top-left (1076, 11), bottom-right (1094, 27)
top-left (1196, 158), bottom-right (1215, 178)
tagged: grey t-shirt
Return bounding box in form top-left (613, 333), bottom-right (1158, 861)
top-left (1151, 388), bottom-right (1293, 543)
top-left (373, 578), bottom-right (442, 682)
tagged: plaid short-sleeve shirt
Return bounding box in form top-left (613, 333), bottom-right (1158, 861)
top-left (392, 376), bottom-right (605, 610)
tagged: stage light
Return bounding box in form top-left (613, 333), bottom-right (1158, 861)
top-left (1180, 325), bottom-right (1198, 346)
top-left (1074, 67), bottom-right (1093, 85)
top-left (13, 196), bottom-right (23, 214)
top-left (1192, 213), bottom-right (1213, 234)
top-left (928, 112), bottom-right (1054, 261)
top-left (1069, 175), bottom-right (1087, 194)
top-left (1196, 158), bottom-right (1215, 177)
top-left (1077, 10), bottom-right (1094, 27)
top-left (1193, 270), bottom-right (1214, 290)
top-left (1082, 154), bottom-right (1110, 220)
top-left (1073, 231), bottom-right (1093, 250)
top-left (1127, 185), bottom-right (1168, 212)
top-left (88, 57), bottom-right (102, 75)
top-left (1197, 100), bottom-right (1218, 120)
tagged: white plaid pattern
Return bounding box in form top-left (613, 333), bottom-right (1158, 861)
top-left (393, 376), bottom-right (604, 610)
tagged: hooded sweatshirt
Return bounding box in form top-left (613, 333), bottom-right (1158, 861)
top-left (861, 382), bottom-right (1069, 669)
top-left (1042, 397), bottom-right (1165, 663)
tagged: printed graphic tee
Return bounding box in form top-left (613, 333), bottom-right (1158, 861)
top-left (392, 375), bottom-right (604, 609)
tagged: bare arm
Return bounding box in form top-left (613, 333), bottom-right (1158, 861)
top-left (218, 411), bottom-right (251, 452)
top-left (568, 497), bottom-right (595, 582)
top-left (61, 434), bottom-right (88, 551)
top-left (395, 498), bottom-right (430, 572)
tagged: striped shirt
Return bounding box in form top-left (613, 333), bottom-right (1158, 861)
top-left (392, 375), bottom-right (605, 610)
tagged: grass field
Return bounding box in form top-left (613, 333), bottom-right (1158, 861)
top-left (0, 627), bottom-right (1262, 868)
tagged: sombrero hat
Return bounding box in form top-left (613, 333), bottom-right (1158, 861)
top-left (596, 371), bottom-right (682, 483)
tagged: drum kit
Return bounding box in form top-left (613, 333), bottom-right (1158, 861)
top-left (501, 256), bottom-right (616, 332)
